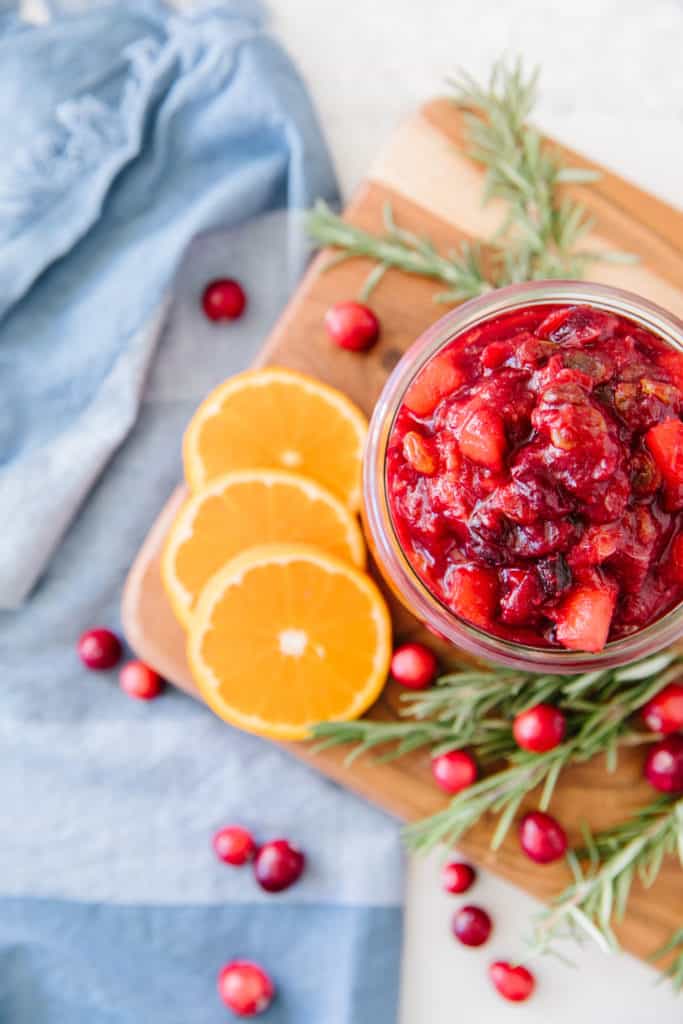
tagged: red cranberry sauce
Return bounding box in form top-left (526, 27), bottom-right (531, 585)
top-left (387, 305), bottom-right (683, 652)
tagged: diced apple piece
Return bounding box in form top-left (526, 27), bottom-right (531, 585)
top-left (481, 340), bottom-right (513, 369)
top-left (404, 352), bottom-right (464, 417)
top-left (555, 585), bottom-right (616, 653)
top-left (645, 418), bottom-right (683, 509)
top-left (645, 418), bottom-right (683, 487)
top-left (447, 565), bottom-right (498, 629)
top-left (458, 407), bottom-right (507, 470)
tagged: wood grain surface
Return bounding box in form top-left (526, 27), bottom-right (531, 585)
top-left (122, 100), bottom-right (683, 964)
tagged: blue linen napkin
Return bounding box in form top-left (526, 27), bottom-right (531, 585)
top-left (0, 0), bottom-right (335, 608)
top-left (0, 3), bottom-right (404, 1022)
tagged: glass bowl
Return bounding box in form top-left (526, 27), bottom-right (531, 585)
top-left (362, 281), bottom-right (683, 673)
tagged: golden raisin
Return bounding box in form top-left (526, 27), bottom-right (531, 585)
top-left (640, 378), bottom-right (679, 405)
top-left (402, 431), bottom-right (437, 475)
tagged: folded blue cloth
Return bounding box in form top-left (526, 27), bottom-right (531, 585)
top-left (0, 0), bottom-right (335, 608)
top-left (0, 3), bottom-right (403, 1022)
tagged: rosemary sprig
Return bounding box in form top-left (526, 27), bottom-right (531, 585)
top-left (447, 58), bottom-right (629, 287)
top-left (307, 199), bottom-right (492, 303)
top-left (313, 652), bottom-right (679, 770)
top-left (651, 929), bottom-right (683, 991)
top-left (405, 658), bottom-right (677, 853)
top-left (531, 796), bottom-right (683, 956)
top-left (314, 664), bottom-right (535, 762)
top-left (312, 652), bottom-right (679, 852)
top-left (306, 57), bottom-right (636, 303)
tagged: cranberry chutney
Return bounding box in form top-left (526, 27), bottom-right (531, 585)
top-left (386, 302), bottom-right (683, 654)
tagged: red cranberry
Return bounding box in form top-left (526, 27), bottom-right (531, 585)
top-left (642, 683), bottom-right (683, 735)
top-left (213, 826), bottom-right (256, 866)
top-left (451, 905), bottom-right (492, 947)
top-left (119, 660), bottom-right (163, 701)
top-left (519, 811), bottom-right (568, 864)
top-left (431, 750), bottom-right (478, 795)
top-left (441, 860), bottom-right (476, 895)
top-left (489, 961), bottom-right (535, 1002)
top-left (78, 628), bottom-right (122, 670)
top-left (218, 960), bottom-right (274, 1017)
top-left (644, 735), bottom-right (683, 793)
top-left (202, 278), bottom-right (246, 321)
top-left (324, 301), bottom-right (380, 351)
top-left (513, 704), bottom-right (566, 753)
top-left (253, 839), bottom-right (305, 893)
top-left (390, 642), bottom-right (438, 689)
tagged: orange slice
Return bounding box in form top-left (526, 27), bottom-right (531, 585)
top-left (183, 367), bottom-right (368, 510)
top-left (161, 469), bottom-right (366, 627)
top-left (187, 544), bottom-right (392, 740)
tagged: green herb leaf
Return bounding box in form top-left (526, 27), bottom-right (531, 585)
top-left (306, 58), bottom-right (637, 302)
top-left (532, 796), bottom-right (683, 968)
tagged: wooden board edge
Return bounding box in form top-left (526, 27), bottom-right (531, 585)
top-left (420, 97), bottom-right (683, 257)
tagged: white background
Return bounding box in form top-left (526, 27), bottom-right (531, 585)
top-left (24, 0), bottom-right (683, 1019)
top-left (269, 1), bottom-right (683, 1021)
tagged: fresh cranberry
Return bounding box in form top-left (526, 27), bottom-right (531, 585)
top-left (451, 905), bottom-right (492, 947)
top-left (78, 628), bottom-right (122, 670)
top-left (644, 735), bottom-right (683, 793)
top-left (513, 704), bottom-right (566, 753)
top-left (431, 750), bottom-right (478, 794)
top-left (253, 839), bottom-right (305, 892)
top-left (119, 660), bottom-right (163, 701)
top-left (324, 301), bottom-right (380, 351)
top-left (202, 278), bottom-right (247, 321)
top-left (390, 643), bottom-right (438, 689)
top-left (519, 811), bottom-right (568, 864)
top-left (441, 861), bottom-right (476, 895)
top-left (489, 961), bottom-right (535, 1002)
top-left (213, 826), bottom-right (256, 866)
top-left (642, 683), bottom-right (683, 734)
top-left (218, 961), bottom-right (274, 1017)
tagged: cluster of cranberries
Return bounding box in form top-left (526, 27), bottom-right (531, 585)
top-left (391, 641), bottom-right (537, 1001)
top-left (212, 826), bottom-right (305, 1015)
top-left (78, 615), bottom-right (683, 1013)
top-left (392, 640), bottom-right (683, 1002)
top-left (199, 277), bottom-right (381, 358)
top-left (441, 856), bottom-right (535, 1002)
top-left (79, 625), bottom-right (305, 1014)
top-left (390, 641), bottom-right (572, 864)
top-left (213, 827), bottom-right (305, 893)
top-left (78, 628), bottom-right (163, 699)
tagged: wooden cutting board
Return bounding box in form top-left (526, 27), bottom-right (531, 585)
top-left (122, 100), bottom-right (683, 965)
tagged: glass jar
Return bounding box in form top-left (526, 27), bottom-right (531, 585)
top-left (363, 281), bottom-right (683, 673)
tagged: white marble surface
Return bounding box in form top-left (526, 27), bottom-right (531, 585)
top-left (269, 1), bottom-right (683, 1020)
